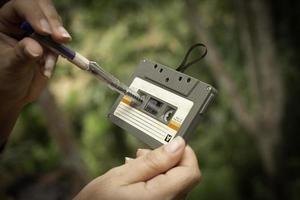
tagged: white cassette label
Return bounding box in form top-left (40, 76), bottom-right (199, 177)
top-left (114, 77), bottom-right (193, 144)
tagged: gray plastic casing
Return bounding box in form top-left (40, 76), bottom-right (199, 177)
top-left (108, 60), bottom-right (217, 149)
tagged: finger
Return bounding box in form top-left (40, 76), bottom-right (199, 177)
top-left (0, 36), bottom-right (43, 104)
top-left (10, 0), bottom-right (52, 35)
top-left (42, 52), bottom-right (57, 78)
top-left (145, 146), bottom-right (201, 197)
top-left (178, 145), bottom-right (200, 168)
top-left (38, 0), bottom-right (71, 43)
top-left (111, 137), bottom-right (185, 184)
top-left (136, 148), bottom-right (151, 158)
top-left (10, 37), bottom-right (43, 67)
top-left (126, 148), bottom-right (151, 164)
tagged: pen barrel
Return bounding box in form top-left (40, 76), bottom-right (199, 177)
top-left (69, 53), bottom-right (89, 70)
top-left (30, 33), bottom-right (75, 59)
top-left (20, 22), bottom-right (141, 102)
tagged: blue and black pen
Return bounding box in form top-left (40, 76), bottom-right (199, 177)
top-left (20, 22), bottom-right (142, 103)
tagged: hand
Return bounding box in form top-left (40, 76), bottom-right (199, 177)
top-left (0, 0), bottom-right (70, 137)
top-left (74, 137), bottom-right (201, 200)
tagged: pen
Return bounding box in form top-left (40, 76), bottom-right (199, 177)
top-left (20, 22), bottom-right (142, 103)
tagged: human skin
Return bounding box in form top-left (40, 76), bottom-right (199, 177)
top-left (0, 0), bottom-right (71, 140)
top-left (0, 1), bottom-right (202, 199)
top-left (74, 137), bottom-right (201, 200)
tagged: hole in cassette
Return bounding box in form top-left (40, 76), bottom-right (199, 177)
top-left (130, 90), bottom-right (178, 125)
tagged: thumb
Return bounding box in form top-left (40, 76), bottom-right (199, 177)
top-left (10, 37), bottom-right (43, 67)
top-left (117, 137), bottom-right (186, 184)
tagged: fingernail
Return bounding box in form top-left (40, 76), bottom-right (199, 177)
top-left (40, 19), bottom-right (51, 33)
top-left (125, 157), bottom-right (134, 163)
top-left (58, 26), bottom-right (71, 39)
top-left (25, 46), bottom-right (40, 58)
top-left (43, 55), bottom-right (56, 78)
top-left (43, 70), bottom-right (51, 78)
top-left (164, 136), bottom-right (184, 153)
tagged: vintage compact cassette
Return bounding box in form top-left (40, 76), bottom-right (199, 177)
top-left (108, 59), bottom-right (217, 149)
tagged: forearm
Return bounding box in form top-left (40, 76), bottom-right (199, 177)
top-left (0, 71), bottom-right (25, 142)
top-left (0, 102), bottom-right (22, 150)
top-left (0, 0), bottom-right (68, 151)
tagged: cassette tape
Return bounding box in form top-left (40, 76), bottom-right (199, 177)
top-left (108, 60), bottom-right (217, 149)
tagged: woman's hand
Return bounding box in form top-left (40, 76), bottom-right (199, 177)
top-left (74, 137), bottom-right (201, 200)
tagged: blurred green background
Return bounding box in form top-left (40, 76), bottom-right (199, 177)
top-left (1, 0), bottom-right (300, 199)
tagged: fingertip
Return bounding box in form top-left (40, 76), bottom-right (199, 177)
top-left (51, 26), bottom-right (72, 43)
top-left (185, 145), bottom-right (198, 160)
top-left (19, 38), bottom-right (43, 59)
top-left (42, 52), bottom-right (57, 78)
top-left (58, 26), bottom-right (72, 40)
top-left (37, 0), bottom-right (71, 43)
top-left (24, 45), bottom-right (42, 58)
top-left (179, 145), bottom-right (200, 169)
top-left (163, 136), bottom-right (185, 154)
top-left (125, 157), bottom-right (134, 164)
top-left (185, 145), bottom-right (195, 155)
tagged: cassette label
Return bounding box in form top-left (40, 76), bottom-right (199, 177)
top-left (114, 77), bottom-right (193, 144)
